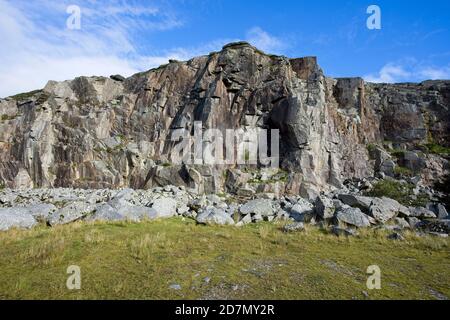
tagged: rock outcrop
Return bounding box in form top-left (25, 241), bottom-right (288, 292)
top-left (0, 42), bottom-right (449, 196)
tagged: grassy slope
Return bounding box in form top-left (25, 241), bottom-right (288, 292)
top-left (0, 218), bottom-right (448, 300)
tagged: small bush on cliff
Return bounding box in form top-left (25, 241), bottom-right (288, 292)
top-left (366, 179), bottom-right (428, 207)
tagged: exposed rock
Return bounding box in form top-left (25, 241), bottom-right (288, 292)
top-left (48, 201), bottom-right (95, 226)
top-left (338, 194), bottom-right (373, 211)
top-left (86, 203), bottom-right (124, 222)
top-left (239, 199), bottom-right (274, 217)
top-left (0, 42), bottom-right (447, 196)
top-left (408, 207), bottom-right (437, 219)
top-left (150, 197), bottom-right (178, 218)
top-left (196, 208), bottom-right (234, 225)
top-left (369, 197), bottom-right (409, 223)
top-left (427, 203), bottom-right (448, 219)
top-left (335, 206), bottom-right (371, 228)
top-left (314, 196), bottom-right (335, 219)
top-left (331, 226), bottom-right (358, 237)
top-left (0, 208), bottom-right (37, 231)
top-left (388, 232), bottom-right (405, 241)
top-left (289, 199), bottom-right (314, 222)
top-left (282, 222), bottom-right (305, 233)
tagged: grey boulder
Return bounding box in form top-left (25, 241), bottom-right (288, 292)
top-left (314, 196), bottom-right (335, 219)
top-left (369, 197), bottom-right (409, 223)
top-left (48, 201), bottom-right (95, 226)
top-left (0, 208), bottom-right (37, 231)
top-left (196, 208), bottom-right (234, 225)
top-left (335, 206), bottom-right (371, 228)
top-left (150, 197), bottom-right (178, 218)
top-left (239, 199), bottom-right (274, 217)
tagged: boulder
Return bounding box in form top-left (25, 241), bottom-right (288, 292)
top-left (408, 207), bottom-right (437, 219)
top-left (27, 203), bottom-right (57, 221)
top-left (338, 194), bottom-right (373, 211)
top-left (196, 208), bottom-right (234, 225)
top-left (426, 203), bottom-right (448, 219)
top-left (282, 222), bottom-right (305, 233)
top-left (86, 203), bottom-right (125, 222)
top-left (331, 226), bottom-right (358, 237)
top-left (0, 208), bottom-right (37, 231)
top-left (289, 199), bottom-right (314, 222)
top-left (314, 196), bottom-right (335, 219)
top-left (369, 197), bottom-right (409, 223)
top-left (150, 197), bottom-right (178, 218)
top-left (48, 201), bottom-right (95, 226)
top-left (335, 206), bottom-right (371, 228)
top-left (239, 199), bottom-right (274, 217)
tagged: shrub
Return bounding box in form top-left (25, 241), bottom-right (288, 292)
top-left (366, 179), bottom-right (428, 207)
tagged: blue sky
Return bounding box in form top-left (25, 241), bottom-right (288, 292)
top-left (1, 0), bottom-right (449, 97)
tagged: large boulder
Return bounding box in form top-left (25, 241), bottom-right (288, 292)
top-left (86, 203), bottom-right (125, 222)
top-left (196, 208), bottom-right (234, 225)
top-left (239, 199), bottom-right (275, 217)
top-left (289, 199), bottom-right (314, 222)
top-left (48, 201), bottom-right (95, 226)
top-left (408, 207), bottom-right (437, 219)
top-left (150, 197), bottom-right (178, 218)
top-left (335, 206), bottom-right (371, 228)
top-left (0, 208), bottom-right (37, 231)
top-left (314, 196), bottom-right (335, 219)
top-left (369, 197), bottom-right (409, 223)
top-left (338, 194), bottom-right (373, 212)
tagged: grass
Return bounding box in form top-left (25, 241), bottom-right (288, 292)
top-left (423, 143), bottom-right (450, 156)
top-left (394, 166), bottom-right (414, 177)
top-left (366, 179), bottom-right (429, 207)
top-left (0, 218), bottom-right (448, 300)
top-left (10, 90), bottom-right (42, 101)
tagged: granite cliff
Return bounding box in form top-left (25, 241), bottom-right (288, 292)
top-left (0, 42), bottom-right (449, 198)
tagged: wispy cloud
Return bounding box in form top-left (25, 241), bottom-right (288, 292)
top-left (0, 0), bottom-right (183, 97)
top-left (0, 0), bottom-right (289, 98)
top-left (364, 60), bottom-right (450, 83)
top-left (245, 27), bottom-right (287, 53)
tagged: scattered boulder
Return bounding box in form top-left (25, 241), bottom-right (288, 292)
top-left (408, 207), bottom-right (437, 219)
top-left (314, 196), bottom-right (335, 219)
top-left (331, 226), bottom-right (358, 237)
top-left (388, 232), bottom-right (405, 241)
top-left (369, 197), bottom-right (409, 223)
top-left (196, 208), bottom-right (234, 225)
top-left (338, 194), bottom-right (373, 212)
top-left (335, 206), bottom-right (371, 228)
top-left (239, 199), bottom-right (274, 217)
top-left (426, 203), bottom-right (448, 219)
top-left (86, 203), bottom-right (125, 222)
top-left (48, 201), bottom-right (95, 226)
top-left (151, 197), bottom-right (178, 218)
top-left (289, 199), bottom-right (314, 222)
top-left (0, 208), bottom-right (37, 231)
top-left (282, 222), bottom-right (305, 233)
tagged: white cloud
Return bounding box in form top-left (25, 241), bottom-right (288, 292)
top-left (364, 61), bottom-right (450, 83)
top-left (0, 0), bottom-right (287, 98)
top-left (245, 27), bottom-right (286, 53)
top-left (0, 0), bottom-right (183, 97)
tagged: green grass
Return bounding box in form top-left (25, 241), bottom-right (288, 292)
top-left (366, 180), bottom-right (429, 207)
top-left (424, 143), bottom-right (450, 156)
top-left (0, 218), bottom-right (448, 300)
top-left (394, 166), bottom-right (414, 177)
top-left (10, 90), bottom-right (42, 101)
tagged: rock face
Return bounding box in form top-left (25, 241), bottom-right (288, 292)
top-left (0, 42), bottom-right (449, 195)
